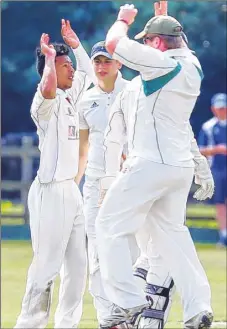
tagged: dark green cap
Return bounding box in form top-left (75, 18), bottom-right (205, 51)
top-left (134, 15), bottom-right (183, 40)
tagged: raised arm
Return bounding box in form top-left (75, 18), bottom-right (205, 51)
top-left (39, 33), bottom-right (57, 99)
top-left (30, 34), bottom-right (59, 123)
top-left (105, 4), bottom-right (177, 78)
top-left (61, 19), bottom-right (96, 106)
top-left (106, 1), bottom-right (168, 56)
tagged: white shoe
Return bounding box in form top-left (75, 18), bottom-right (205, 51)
top-left (184, 311), bottom-right (213, 329)
top-left (100, 304), bottom-right (148, 329)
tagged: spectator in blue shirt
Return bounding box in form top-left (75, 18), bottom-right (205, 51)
top-left (198, 93), bottom-right (227, 246)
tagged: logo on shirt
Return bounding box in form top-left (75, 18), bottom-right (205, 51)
top-left (68, 125), bottom-right (79, 140)
top-left (66, 107), bottom-right (74, 116)
top-left (91, 101), bottom-right (99, 109)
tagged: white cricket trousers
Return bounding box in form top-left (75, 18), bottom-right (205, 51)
top-left (96, 157), bottom-right (212, 322)
top-left (83, 176), bottom-right (139, 324)
top-left (15, 178), bottom-right (87, 328)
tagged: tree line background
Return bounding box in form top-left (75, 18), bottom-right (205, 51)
top-left (1, 0), bottom-right (227, 137)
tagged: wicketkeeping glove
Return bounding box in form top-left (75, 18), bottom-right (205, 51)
top-left (193, 156), bottom-right (215, 201)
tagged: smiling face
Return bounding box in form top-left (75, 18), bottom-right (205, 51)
top-left (55, 55), bottom-right (75, 90)
top-left (93, 55), bottom-right (122, 82)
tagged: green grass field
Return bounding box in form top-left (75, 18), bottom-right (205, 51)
top-left (2, 241), bottom-right (226, 329)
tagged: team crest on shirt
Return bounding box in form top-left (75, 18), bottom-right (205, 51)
top-left (68, 125), bottom-right (79, 140)
top-left (66, 107), bottom-right (74, 116)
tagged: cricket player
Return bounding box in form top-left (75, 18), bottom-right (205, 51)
top-left (101, 72), bottom-right (214, 329)
top-left (95, 3), bottom-right (213, 329)
top-left (15, 20), bottom-right (96, 329)
top-left (198, 93), bottom-right (227, 247)
top-left (75, 41), bottom-right (135, 327)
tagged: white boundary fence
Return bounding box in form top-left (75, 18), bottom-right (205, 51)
top-left (1, 136), bottom-right (40, 223)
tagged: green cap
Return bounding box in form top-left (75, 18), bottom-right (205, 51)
top-left (134, 15), bottom-right (183, 40)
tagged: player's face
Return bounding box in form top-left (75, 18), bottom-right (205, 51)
top-left (212, 107), bottom-right (227, 120)
top-left (55, 55), bottom-right (75, 90)
top-left (93, 55), bottom-right (122, 82)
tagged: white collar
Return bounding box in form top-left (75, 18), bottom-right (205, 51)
top-left (56, 88), bottom-right (67, 96)
top-left (218, 119), bottom-right (227, 126)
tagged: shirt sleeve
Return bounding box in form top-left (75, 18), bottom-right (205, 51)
top-left (78, 100), bottom-right (89, 130)
top-left (30, 84), bottom-right (58, 122)
top-left (68, 44), bottom-right (97, 106)
top-left (113, 36), bottom-right (178, 80)
top-left (103, 90), bottom-right (127, 178)
top-left (189, 124), bottom-right (203, 163)
top-left (197, 127), bottom-right (208, 148)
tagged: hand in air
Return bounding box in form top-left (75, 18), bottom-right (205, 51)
top-left (154, 1), bottom-right (168, 16)
top-left (117, 4), bottom-right (138, 25)
top-left (40, 33), bottom-right (56, 57)
top-left (61, 19), bottom-right (80, 49)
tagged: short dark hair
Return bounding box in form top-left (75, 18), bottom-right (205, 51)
top-left (36, 43), bottom-right (70, 77)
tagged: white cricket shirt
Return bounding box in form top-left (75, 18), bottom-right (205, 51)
top-left (78, 72), bottom-right (128, 178)
top-left (103, 76), bottom-right (202, 182)
top-left (31, 45), bottom-right (96, 183)
top-left (112, 37), bottom-right (203, 168)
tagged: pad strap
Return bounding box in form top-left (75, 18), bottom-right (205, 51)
top-left (133, 267), bottom-right (148, 281)
top-left (145, 283), bottom-right (169, 298)
top-left (142, 308), bottom-right (164, 320)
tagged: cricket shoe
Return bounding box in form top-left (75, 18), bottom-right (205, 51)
top-left (184, 311), bottom-right (213, 329)
top-left (99, 304), bottom-right (148, 329)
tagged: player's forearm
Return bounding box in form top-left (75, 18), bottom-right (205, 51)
top-left (72, 44), bottom-right (96, 85)
top-left (40, 54), bottom-right (57, 99)
top-left (200, 147), bottom-right (220, 157)
top-left (106, 21), bottom-right (129, 55)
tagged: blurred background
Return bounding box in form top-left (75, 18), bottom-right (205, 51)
top-left (1, 1), bottom-right (227, 327)
top-left (1, 0), bottom-right (226, 236)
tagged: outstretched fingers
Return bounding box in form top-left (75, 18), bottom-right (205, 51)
top-left (40, 33), bottom-right (49, 46)
top-left (154, 1), bottom-right (168, 16)
top-left (160, 1), bottom-right (167, 15)
top-left (154, 2), bottom-right (161, 15)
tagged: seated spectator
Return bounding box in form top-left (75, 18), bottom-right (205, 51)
top-left (198, 93), bottom-right (227, 247)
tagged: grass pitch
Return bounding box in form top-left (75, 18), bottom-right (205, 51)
top-left (1, 241), bottom-right (226, 328)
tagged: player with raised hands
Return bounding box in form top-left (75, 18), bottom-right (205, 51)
top-left (96, 1), bottom-right (213, 329)
top-left (14, 19), bottom-right (95, 329)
